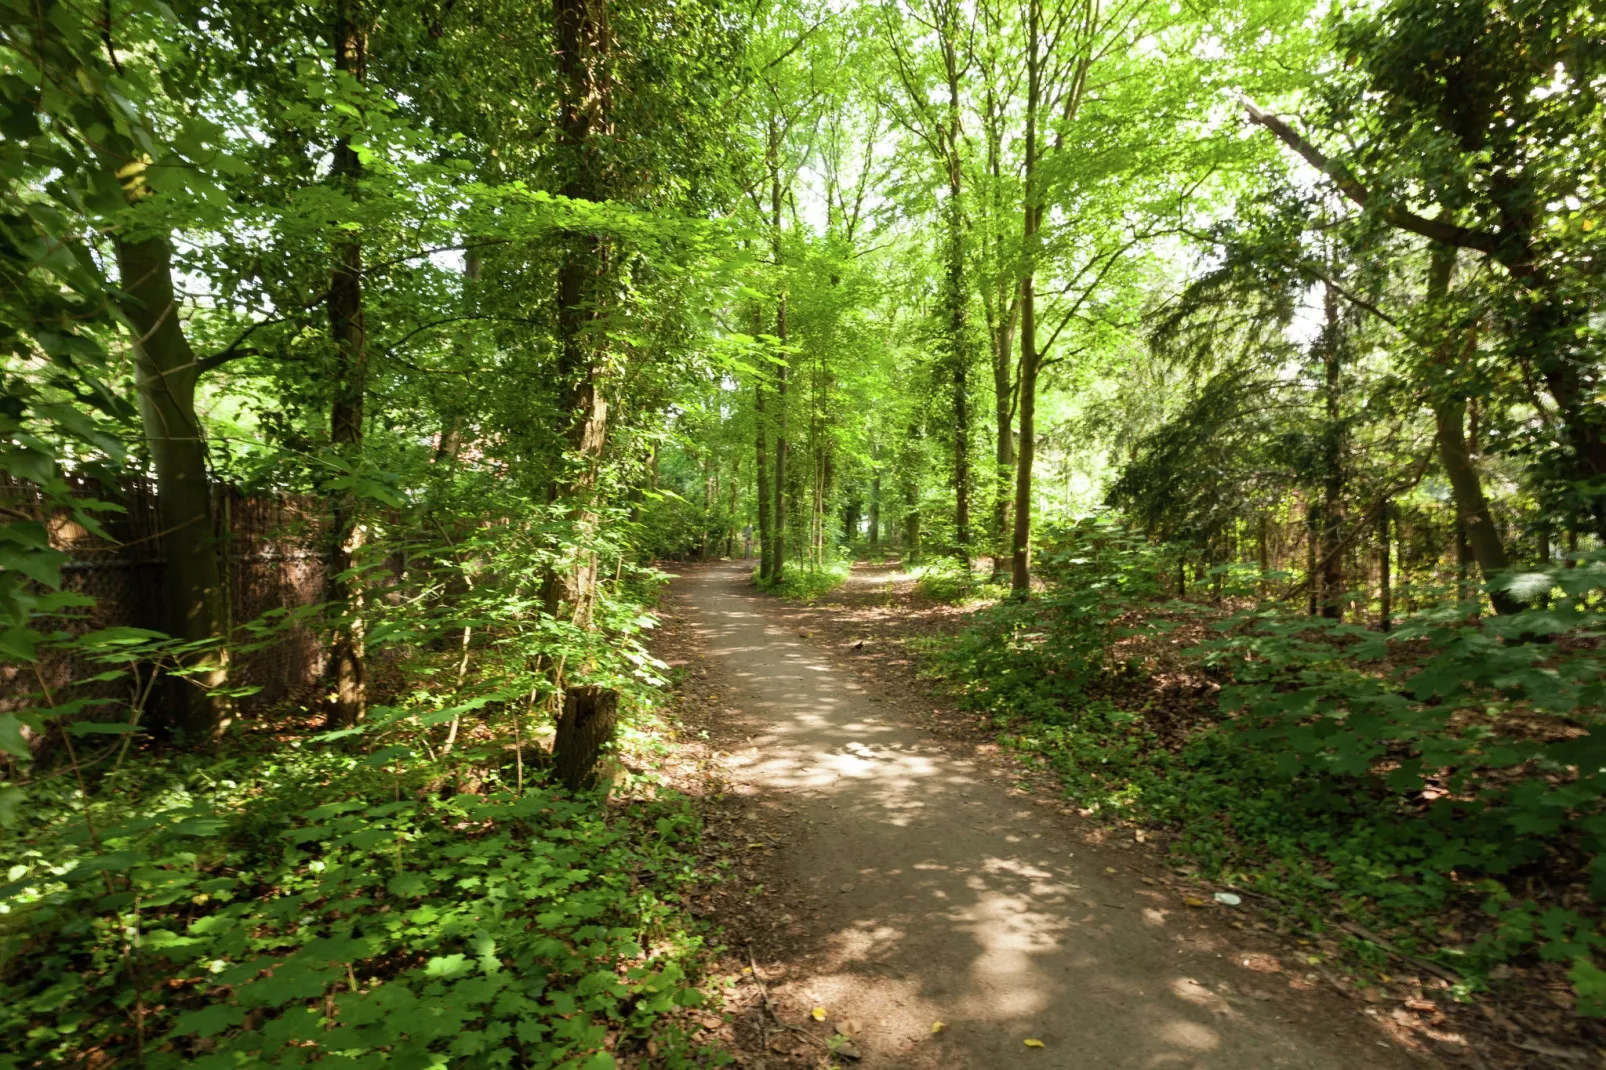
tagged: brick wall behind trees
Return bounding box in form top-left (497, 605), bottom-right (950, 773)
top-left (0, 476), bottom-right (330, 716)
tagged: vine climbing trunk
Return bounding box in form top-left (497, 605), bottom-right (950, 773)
top-left (542, 0), bottom-right (615, 633)
top-left (545, 0), bottom-right (619, 789)
top-left (325, 0), bottom-right (370, 728)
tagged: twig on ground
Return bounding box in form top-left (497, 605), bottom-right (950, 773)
top-left (1336, 920), bottom-right (1462, 985)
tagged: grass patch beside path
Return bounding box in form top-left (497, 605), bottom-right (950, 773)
top-left (754, 560), bottom-right (850, 602)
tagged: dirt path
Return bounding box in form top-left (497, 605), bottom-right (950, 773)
top-left (660, 561), bottom-right (1429, 1070)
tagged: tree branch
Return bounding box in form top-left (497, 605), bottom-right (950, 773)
top-left (1239, 96), bottom-right (1498, 255)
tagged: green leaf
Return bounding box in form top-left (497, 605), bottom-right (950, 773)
top-left (172, 1003), bottom-right (246, 1038)
top-left (426, 953), bottom-right (470, 978)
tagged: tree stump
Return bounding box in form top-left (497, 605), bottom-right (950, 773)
top-left (551, 685), bottom-right (619, 793)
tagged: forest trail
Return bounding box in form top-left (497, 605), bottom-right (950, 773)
top-left (665, 561), bottom-right (1423, 1070)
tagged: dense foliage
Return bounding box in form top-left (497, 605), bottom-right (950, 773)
top-left (4, 0), bottom-right (1606, 1059)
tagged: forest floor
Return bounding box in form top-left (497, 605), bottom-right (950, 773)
top-left (650, 559), bottom-right (1442, 1070)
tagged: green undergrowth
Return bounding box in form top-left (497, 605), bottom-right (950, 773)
top-left (0, 734), bottom-right (729, 1069)
top-left (917, 515), bottom-right (1606, 1012)
top-left (754, 560), bottom-right (850, 602)
top-left (910, 558), bottom-right (1006, 604)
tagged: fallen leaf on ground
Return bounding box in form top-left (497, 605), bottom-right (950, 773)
top-left (931, 1022), bottom-right (945, 1034)
top-left (1024, 1038), bottom-right (1045, 1048)
top-left (1183, 896), bottom-right (1205, 907)
top-left (811, 1007), bottom-right (827, 1021)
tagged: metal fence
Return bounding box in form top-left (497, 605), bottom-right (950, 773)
top-left (1, 476), bottom-right (330, 715)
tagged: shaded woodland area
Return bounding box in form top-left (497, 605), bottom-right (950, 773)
top-left (3, 0), bottom-right (1606, 1064)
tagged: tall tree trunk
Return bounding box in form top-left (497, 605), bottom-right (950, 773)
top-left (1319, 282), bottom-right (1344, 620)
top-left (990, 307), bottom-right (1017, 581)
top-left (1378, 499), bottom-right (1392, 632)
top-left (1426, 245), bottom-right (1521, 614)
top-left (324, 2), bottom-right (371, 728)
top-left (756, 380), bottom-right (773, 579)
top-left (770, 134), bottom-right (789, 584)
top-left (1010, 0), bottom-right (1041, 598)
top-left (869, 469), bottom-right (881, 546)
top-left (1306, 502), bottom-right (1319, 616)
top-left (1437, 399), bottom-right (1521, 614)
top-left (116, 236), bottom-right (232, 738)
top-left (941, 33), bottom-right (971, 564)
top-left (542, 0), bottom-right (615, 627)
top-left (945, 198), bottom-right (971, 564)
top-left (546, 0), bottom-right (618, 788)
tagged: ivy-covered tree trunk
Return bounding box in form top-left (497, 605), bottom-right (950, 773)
top-left (546, 0), bottom-right (618, 788)
top-left (116, 235), bottom-right (233, 739)
top-left (542, 0), bottom-right (615, 630)
top-left (325, 2), bottom-right (370, 728)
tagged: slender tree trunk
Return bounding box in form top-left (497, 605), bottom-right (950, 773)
top-left (1306, 502), bottom-right (1319, 616)
top-left (756, 380), bottom-right (773, 579)
top-left (1319, 282), bottom-right (1344, 620)
top-left (726, 456), bottom-right (740, 558)
top-left (769, 123), bottom-right (789, 583)
top-left (116, 236), bottom-right (232, 738)
top-left (1437, 399), bottom-right (1521, 613)
top-left (946, 195), bottom-right (971, 564)
top-left (1426, 245), bottom-right (1521, 614)
top-left (325, 2), bottom-right (369, 728)
top-left (1378, 499), bottom-right (1392, 632)
top-left (1257, 512), bottom-right (1269, 591)
top-left (941, 48), bottom-right (970, 564)
top-left (991, 313), bottom-right (1016, 581)
top-left (1010, 0), bottom-right (1041, 598)
top-left (904, 481), bottom-right (921, 561)
top-left (869, 470), bottom-right (881, 546)
top-left (982, 76), bottom-right (1017, 584)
